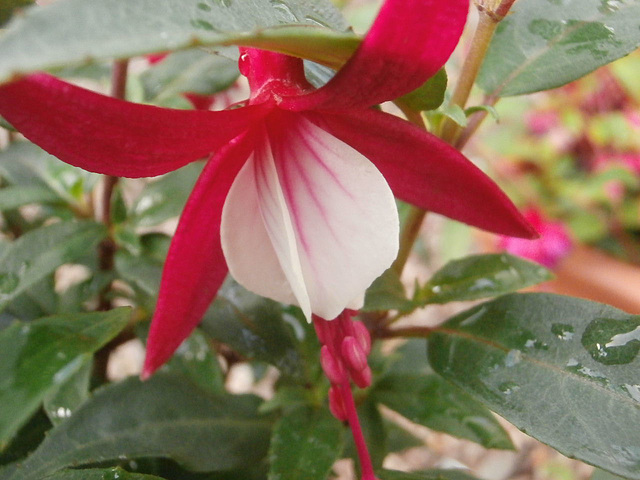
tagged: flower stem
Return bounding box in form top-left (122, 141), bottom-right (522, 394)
top-left (392, 0), bottom-right (517, 277)
top-left (340, 379), bottom-right (376, 480)
top-left (97, 59), bottom-right (128, 309)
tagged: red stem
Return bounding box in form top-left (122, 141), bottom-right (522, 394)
top-left (339, 380), bottom-right (376, 480)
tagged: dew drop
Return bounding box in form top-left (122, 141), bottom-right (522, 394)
top-left (499, 381), bottom-right (520, 395)
top-left (197, 2), bottom-right (211, 10)
top-left (551, 323), bottom-right (575, 340)
top-left (214, 0), bottom-right (232, 6)
top-left (504, 349), bottom-right (522, 367)
top-left (625, 384), bottom-right (640, 403)
top-left (582, 317), bottom-right (640, 365)
top-left (191, 19), bottom-right (215, 30)
top-left (304, 15), bottom-right (331, 28)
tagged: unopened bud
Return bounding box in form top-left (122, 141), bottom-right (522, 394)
top-left (351, 365), bottom-right (372, 389)
top-left (341, 336), bottom-right (368, 373)
top-left (351, 321), bottom-right (371, 355)
top-left (328, 385), bottom-right (348, 422)
top-left (320, 345), bottom-right (347, 385)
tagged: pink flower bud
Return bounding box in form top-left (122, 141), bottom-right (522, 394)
top-left (351, 321), bottom-right (371, 355)
top-left (341, 336), bottom-right (368, 373)
top-left (351, 365), bottom-right (372, 389)
top-left (328, 385), bottom-right (348, 422)
top-left (320, 345), bottom-right (347, 385)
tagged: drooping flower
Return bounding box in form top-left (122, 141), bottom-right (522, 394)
top-left (0, 0), bottom-right (535, 377)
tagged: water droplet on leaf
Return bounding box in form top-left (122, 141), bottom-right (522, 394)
top-left (582, 317), bottom-right (640, 365)
top-left (551, 323), bottom-right (575, 340)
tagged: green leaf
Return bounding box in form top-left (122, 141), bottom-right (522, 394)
top-left (41, 467), bottom-right (166, 480)
top-left (160, 329), bottom-right (225, 394)
top-left (1, 375), bottom-right (272, 480)
top-left (591, 469), bottom-right (628, 480)
top-left (0, 0), bottom-right (34, 26)
top-left (477, 0), bottom-right (640, 96)
top-left (129, 163), bottom-right (202, 228)
top-left (0, 308), bottom-right (131, 451)
top-left (268, 407), bottom-right (343, 480)
top-left (0, 0), bottom-right (358, 83)
top-left (378, 469), bottom-right (482, 480)
top-left (0, 221), bottom-right (107, 313)
top-left (0, 410), bottom-right (51, 467)
top-left (428, 293), bottom-right (640, 479)
top-left (43, 356), bottom-right (92, 426)
top-left (0, 186), bottom-right (60, 211)
top-left (141, 49), bottom-right (239, 106)
top-left (397, 68), bottom-right (447, 112)
top-left (362, 269), bottom-right (414, 313)
top-left (415, 254), bottom-right (552, 305)
top-left (201, 279), bottom-right (303, 378)
top-left (373, 371), bottom-right (514, 450)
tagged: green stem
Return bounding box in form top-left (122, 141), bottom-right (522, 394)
top-left (392, 0), bottom-right (516, 278)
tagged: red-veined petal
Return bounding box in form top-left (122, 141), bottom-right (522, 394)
top-left (142, 132), bottom-right (256, 378)
top-left (221, 112), bottom-right (399, 321)
top-left (281, 0), bottom-right (469, 111)
top-left (314, 109), bottom-right (537, 238)
top-left (0, 73), bottom-right (266, 177)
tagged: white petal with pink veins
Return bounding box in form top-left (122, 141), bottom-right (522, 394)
top-left (221, 114), bottom-right (399, 320)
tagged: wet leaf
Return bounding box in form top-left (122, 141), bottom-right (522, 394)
top-left (478, 0), bottom-right (640, 96)
top-left (268, 407), bottom-right (343, 480)
top-left (42, 356), bottom-right (92, 426)
top-left (0, 375), bottom-right (272, 480)
top-left (0, 0), bottom-right (356, 83)
top-left (0, 221), bottom-right (107, 313)
top-left (428, 293), bottom-right (640, 479)
top-left (0, 308), bottom-right (131, 451)
top-left (201, 279), bottom-right (304, 378)
top-left (415, 254), bottom-right (552, 305)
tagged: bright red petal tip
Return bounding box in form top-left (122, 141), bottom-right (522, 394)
top-left (314, 109), bottom-right (537, 239)
top-left (282, 0), bottom-right (470, 111)
top-left (142, 132), bottom-right (256, 378)
top-left (0, 73), bottom-right (267, 178)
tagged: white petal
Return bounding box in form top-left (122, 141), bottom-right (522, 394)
top-left (221, 114), bottom-right (399, 321)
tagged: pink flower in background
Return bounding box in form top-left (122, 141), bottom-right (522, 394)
top-left (0, 0), bottom-right (535, 376)
top-left (499, 208), bottom-right (572, 268)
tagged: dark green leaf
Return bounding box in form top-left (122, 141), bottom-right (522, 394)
top-left (377, 469), bottom-right (481, 480)
top-left (129, 163), bottom-right (202, 228)
top-left (41, 467), bottom-right (166, 480)
top-left (201, 279), bottom-right (303, 378)
top-left (363, 269), bottom-right (414, 313)
top-left (0, 0), bottom-right (34, 26)
top-left (0, 410), bottom-right (51, 467)
top-left (160, 329), bottom-right (225, 394)
top-left (0, 221), bottom-right (106, 312)
top-left (428, 293), bottom-right (640, 479)
top-left (1, 375), bottom-right (272, 480)
top-left (0, 308), bottom-right (131, 451)
top-left (268, 407), bottom-right (343, 480)
top-left (43, 357), bottom-right (92, 426)
top-left (0, 0), bottom-right (357, 83)
top-left (373, 371), bottom-right (513, 450)
top-left (478, 0), bottom-right (640, 96)
top-left (141, 49), bottom-right (239, 106)
top-left (397, 69), bottom-right (447, 112)
top-left (415, 254), bottom-right (552, 305)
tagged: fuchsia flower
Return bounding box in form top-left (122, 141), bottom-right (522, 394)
top-left (0, 0), bottom-right (535, 377)
top-left (498, 208), bottom-right (572, 268)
